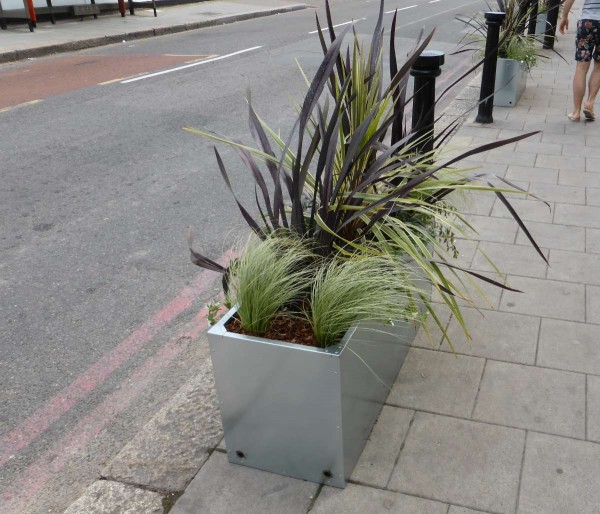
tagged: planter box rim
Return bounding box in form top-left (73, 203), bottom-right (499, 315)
top-left (209, 305), bottom-right (415, 357)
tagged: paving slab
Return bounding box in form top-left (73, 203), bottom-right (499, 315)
top-left (411, 304), bottom-right (452, 349)
top-left (462, 214), bottom-right (518, 243)
top-left (515, 141), bottom-right (562, 156)
top-left (499, 275), bottom-right (586, 322)
top-left (63, 480), bottom-right (164, 514)
top-left (311, 483), bottom-right (448, 514)
top-left (490, 197), bottom-right (554, 223)
top-left (387, 348), bottom-right (485, 418)
top-left (547, 249), bottom-right (600, 285)
top-left (527, 182), bottom-right (585, 205)
top-left (473, 361), bottom-right (586, 438)
top-left (499, 129), bottom-right (541, 142)
top-left (586, 285), bottom-right (600, 324)
top-left (432, 270), bottom-right (505, 310)
top-left (505, 165), bottom-right (558, 185)
top-left (448, 508), bottom-right (489, 514)
top-left (587, 187), bottom-right (600, 206)
top-left (416, 308), bottom-right (540, 365)
top-left (515, 221), bottom-right (585, 251)
top-left (518, 432), bottom-right (600, 514)
top-left (538, 318), bottom-right (600, 375)
top-left (587, 375), bottom-right (600, 442)
top-left (169, 451), bottom-right (318, 514)
top-left (461, 193), bottom-right (496, 216)
top-left (102, 356), bottom-right (222, 492)
top-left (351, 406), bottom-right (414, 488)
top-left (389, 412), bottom-right (525, 514)
top-left (554, 203), bottom-right (600, 229)
top-left (536, 154), bottom-right (585, 171)
top-left (559, 169), bottom-right (600, 188)
top-left (471, 241), bottom-right (549, 278)
top-left (586, 157), bottom-right (600, 172)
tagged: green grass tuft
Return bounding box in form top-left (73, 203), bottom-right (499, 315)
top-left (230, 233), bottom-right (317, 335)
top-left (308, 256), bottom-right (420, 347)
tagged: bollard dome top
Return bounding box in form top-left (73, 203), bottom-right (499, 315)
top-left (484, 11), bottom-right (506, 23)
top-left (412, 50), bottom-right (445, 71)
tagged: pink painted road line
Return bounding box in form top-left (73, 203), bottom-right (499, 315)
top-left (1, 306), bottom-right (210, 513)
top-left (0, 250), bottom-right (232, 470)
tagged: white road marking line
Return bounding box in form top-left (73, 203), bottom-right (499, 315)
top-left (99, 77), bottom-right (127, 85)
top-left (385, 5), bottom-right (417, 13)
top-left (385, 0), bottom-right (481, 31)
top-left (120, 46), bottom-right (262, 84)
top-left (0, 99), bottom-right (42, 113)
top-left (308, 18), bottom-right (366, 34)
top-left (429, 0), bottom-right (442, 3)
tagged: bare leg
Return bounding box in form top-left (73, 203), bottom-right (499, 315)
top-left (570, 61), bottom-right (591, 120)
top-left (584, 59), bottom-right (600, 113)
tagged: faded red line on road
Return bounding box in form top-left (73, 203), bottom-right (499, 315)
top-left (0, 306), bottom-right (211, 513)
top-left (0, 251), bottom-right (232, 470)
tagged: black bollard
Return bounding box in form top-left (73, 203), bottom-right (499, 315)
top-left (527, 0), bottom-right (539, 35)
top-left (475, 11), bottom-right (506, 124)
top-left (543, 0), bottom-right (561, 49)
top-left (410, 50), bottom-right (445, 156)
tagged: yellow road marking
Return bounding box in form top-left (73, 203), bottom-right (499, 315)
top-left (0, 99), bottom-right (42, 113)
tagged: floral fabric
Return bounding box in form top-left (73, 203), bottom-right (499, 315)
top-left (576, 19), bottom-right (600, 62)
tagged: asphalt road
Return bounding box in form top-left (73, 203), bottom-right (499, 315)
top-left (0, 0), bottom-right (488, 511)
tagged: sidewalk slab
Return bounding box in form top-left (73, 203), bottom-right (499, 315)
top-left (350, 406), bottom-right (413, 488)
top-left (389, 412), bottom-right (525, 514)
top-left (473, 361), bottom-right (586, 438)
top-left (415, 308), bottom-right (540, 365)
top-left (387, 348), bottom-right (484, 418)
top-left (311, 483), bottom-right (448, 514)
top-left (169, 451), bottom-right (318, 514)
top-left (538, 318), bottom-right (600, 375)
top-left (499, 275), bottom-right (585, 322)
top-left (519, 433), bottom-right (600, 514)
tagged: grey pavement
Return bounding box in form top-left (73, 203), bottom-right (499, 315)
top-left (0, 0), bottom-right (306, 63)
top-left (31, 0), bottom-right (600, 512)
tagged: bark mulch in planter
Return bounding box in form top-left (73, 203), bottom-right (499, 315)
top-left (226, 315), bottom-right (322, 348)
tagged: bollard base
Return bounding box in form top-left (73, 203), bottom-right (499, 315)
top-left (475, 113), bottom-right (494, 124)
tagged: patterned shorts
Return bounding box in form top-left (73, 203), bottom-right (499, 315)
top-left (576, 19), bottom-right (600, 62)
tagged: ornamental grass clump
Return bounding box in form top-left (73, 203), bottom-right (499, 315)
top-left (229, 234), bottom-right (317, 335)
top-left (308, 256), bottom-right (419, 347)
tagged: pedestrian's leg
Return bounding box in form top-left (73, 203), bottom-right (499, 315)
top-left (583, 60), bottom-right (600, 119)
top-left (570, 61), bottom-right (590, 121)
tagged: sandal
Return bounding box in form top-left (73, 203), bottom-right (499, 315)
top-left (583, 108), bottom-right (595, 121)
top-left (568, 113), bottom-right (581, 122)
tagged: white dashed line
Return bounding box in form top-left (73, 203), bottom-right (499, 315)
top-left (120, 46), bottom-right (262, 83)
top-left (385, 5), bottom-right (417, 13)
top-left (308, 18), bottom-right (367, 34)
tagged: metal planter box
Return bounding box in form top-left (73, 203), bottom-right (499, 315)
top-left (494, 58), bottom-right (528, 107)
top-left (207, 308), bottom-right (420, 488)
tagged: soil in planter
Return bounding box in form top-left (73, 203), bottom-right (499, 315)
top-left (226, 315), bottom-right (322, 348)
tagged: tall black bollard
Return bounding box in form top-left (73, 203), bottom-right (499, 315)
top-left (543, 0), bottom-right (561, 49)
top-left (475, 12), bottom-right (506, 124)
top-left (410, 50), bottom-right (445, 156)
top-left (527, 0), bottom-right (539, 36)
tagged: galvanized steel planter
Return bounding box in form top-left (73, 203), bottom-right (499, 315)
top-left (494, 58), bottom-right (528, 107)
top-left (207, 308), bottom-right (420, 488)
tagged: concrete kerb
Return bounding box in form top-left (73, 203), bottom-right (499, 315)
top-left (61, 71), bottom-right (485, 514)
top-left (0, 4), bottom-right (307, 64)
